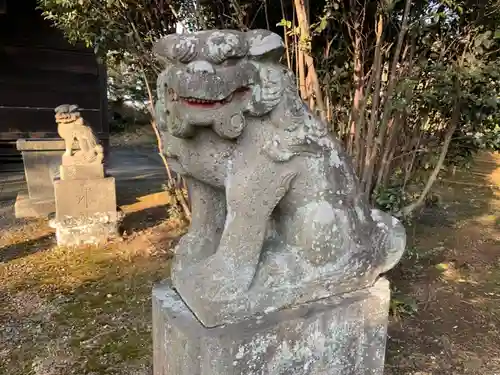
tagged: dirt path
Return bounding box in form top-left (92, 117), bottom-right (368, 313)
top-left (386, 152), bottom-right (500, 374)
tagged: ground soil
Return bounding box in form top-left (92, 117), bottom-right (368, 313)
top-left (385, 152), bottom-right (500, 375)
top-left (0, 188), bottom-right (185, 375)
top-left (0, 139), bottom-right (498, 374)
top-left (109, 125), bottom-right (157, 150)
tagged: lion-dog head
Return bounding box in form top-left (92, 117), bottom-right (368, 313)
top-left (153, 29), bottom-right (292, 140)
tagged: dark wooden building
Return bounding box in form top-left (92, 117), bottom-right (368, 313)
top-left (0, 0), bottom-right (108, 167)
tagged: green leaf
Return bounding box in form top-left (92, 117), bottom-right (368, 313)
top-left (314, 17), bottom-right (328, 33)
top-left (276, 19), bottom-right (292, 29)
top-left (435, 263), bottom-right (449, 271)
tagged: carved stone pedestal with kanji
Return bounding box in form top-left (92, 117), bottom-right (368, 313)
top-left (50, 175), bottom-right (121, 246)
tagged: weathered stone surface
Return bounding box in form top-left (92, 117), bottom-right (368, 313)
top-left (50, 177), bottom-right (120, 246)
top-left (153, 29), bottom-right (406, 327)
top-left (53, 177), bottom-right (116, 220)
top-left (50, 212), bottom-right (121, 247)
top-left (49, 105), bottom-right (119, 246)
top-left (17, 139), bottom-right (67, 202)
top-left (14, 138), bottom-right (78, 218)
top-left (153, 278), bottom-right (391, 375)
top-left (16, 138), bottom-right (73, 151)
top-left (14, 192), bottom-right (55, 218)
top-left (59, 163), bottom-right (104, 180)
top-left (55, 104), bottom-right (104, 166)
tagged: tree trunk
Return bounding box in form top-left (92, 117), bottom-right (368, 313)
top-left (293, 0), bottom-right (326, 119)
top-left (361, 14), bottom-right (383, 196)
top-left (348, 29), bottom-right (364, 158)
top-left (399, 105), bottom-right (459, 217)
top-left (375, 115), bottom-right (398, 190)
top-left (279, 0), bottom-right (292, 69)
top-left (364, 0), bottom-right (411, 197)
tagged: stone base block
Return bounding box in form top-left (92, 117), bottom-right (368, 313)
top-left (152, 278), bottom-right (391, 375)
top-left (16, 138), bottom-right (77, 205)
top-left (52, 177), bottom-right (121, 246)
top-left (14, 192), bottom-right (55, 218)
top-left (60, 163), bottom-right (104, 180)
top-left (50, 213), bottom-right (121, 247)
top-left (54, 177), bottom-right (116, 220)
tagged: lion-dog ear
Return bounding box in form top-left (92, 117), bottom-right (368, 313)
top-left (246, 29), bottom-right (284, 60)
top-left (153, 34), bottom-right (197, 65)
top-left (153, 34), bottom-right (179, 64)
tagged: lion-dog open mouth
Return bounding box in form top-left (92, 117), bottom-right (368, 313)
top-left (170, 87), bottom-right (251, 108)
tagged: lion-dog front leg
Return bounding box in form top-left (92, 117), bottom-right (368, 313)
top-left (171, 177), bottom-right (226, 283)
top-left (63, 136), bottom-right (72, 157)
top-left (179, 155), bottom-right (297, 301)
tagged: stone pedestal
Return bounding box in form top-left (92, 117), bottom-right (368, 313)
top-left (14, 193), bottom-right (57, 219)
top-left (153, 278), bottom-right (391, 375)
top-left (14, 138), bottom-right (77, 218)
top-left (59, 162), bottom-right (105, 180)
top-left (50, 171), bottom-right (121, 246)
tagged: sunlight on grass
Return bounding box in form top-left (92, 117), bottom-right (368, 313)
top-left (0, 237), bottom-right (175, 374)
top-left (0, 188), bottom-right (184, 375)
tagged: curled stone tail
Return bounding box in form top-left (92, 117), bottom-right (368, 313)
top-left (370, 209), bottom-right (407, 275)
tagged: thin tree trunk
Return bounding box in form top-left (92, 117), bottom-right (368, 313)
top-left (353, 65), bottom-right (377, 176)
top-left (375, 115), bottom-right (397, 189)
top-left (130, 20), bottom-right (191, 219)
top-left (326, 95), bottom-right (332, 123)
top-left (381, 146), bottom-right (396, 186)
top-left (295, 0), bottom-right (306, 99)
top-left (297, 49), bottom-right (306, 99)
top-left (348, 29), bottom-right (364, 157)
top-left (402, 117), bottom-right (426, 190)
top-left (325, 39), bottom-right (334, 124)
top-left (279, 0), bottom-right (292, 69)
top-left (377, 38), bottom-right (416, 189)
top-left (361, 14), bottom-right (384, 195)
top-left (293, 0), bottom-right (326, 118)
top-left (363, 0), bottom-right (411, 198)
top-left (399, 105), bottom-right (459, 217)
top-left (376, 39), bottom-right (416, 189)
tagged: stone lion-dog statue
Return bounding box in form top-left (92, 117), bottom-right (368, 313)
top-left (55, 104), bottom-right (103, 165)
top-left (154, 29), bottom-right (406, 327)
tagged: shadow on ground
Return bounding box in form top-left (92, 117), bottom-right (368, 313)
top-left (108, 146), bottom-right (168, 207)
top-left (0, 234), bottom-right (54, 263)
top-left (0, 243), bottom-right (174, 375)
top-left (120, 204), bottom-right (172, 233)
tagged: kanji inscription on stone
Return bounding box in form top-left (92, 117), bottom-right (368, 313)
top-left (54, 177), bottom-right (116, 220)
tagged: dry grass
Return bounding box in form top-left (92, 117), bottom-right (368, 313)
top-left (0, 191), bottom-right (185, 375)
